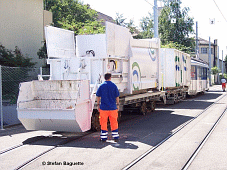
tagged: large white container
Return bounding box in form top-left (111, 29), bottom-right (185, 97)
top-left (45, 22), bottom-right (160, 95)
top-left (159, 48), bottom-right (191, 90)
top-left (17, 22), bottom-right (160, 132)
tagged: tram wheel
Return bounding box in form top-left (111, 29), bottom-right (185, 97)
top-left (91, 110), bottom-right (101, 131)
top-left (140, 102), bottom-right (148, 115)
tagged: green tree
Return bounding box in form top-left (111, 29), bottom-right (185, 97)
top-left (0, 44), bottom-right (35, 67)
top-left (211, 66), bottom-right (220, 75)
top-left (161, 41), bottom-right (191, 53)
top-left (135, 13), bottom-right (154, 39)
top-left (224, 55), bottom-right (227, 73)
top-left (0, 44), bottom-right (36, 103)
top-left (39, 0), bottom-right (106, 59)
top-left (45, 0), bottom-right (105, 35)
top-left (115, 13), bottom-right (137, 35)
top-left (115, 13), bottom-right (127, 27)
top-left (159, 0), bottom-right (194, 51)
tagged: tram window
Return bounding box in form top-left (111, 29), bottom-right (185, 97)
top-left (202, 68), bottom-right (208, 80)
top-left (191, 66), bottom-right (196, 80)
top-left (197, 66), bottom-right (202, 80)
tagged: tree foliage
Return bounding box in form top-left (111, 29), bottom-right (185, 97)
top-left (115, 13), bottom-right (127, 27)
top-left (0, 44), bottom-right (35, 67)
top-left (45, 0), bottom-right (105, 35)
top-left (211, 66), bottom-right (220, 75)
top-left (115, 13), bottom-right (137, 35)
top-left (135, 13), bottom-right (154, 39)
top-left (224, 55), bottom-right (227, 73)
top-left (39, 0), bottom-right (106, 59)
top-left (159, 0), bottom-right (194, 51)
top-left (161, 41), bottom-right (191, 53)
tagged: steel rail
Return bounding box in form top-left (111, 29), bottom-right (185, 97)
top-left (182, 107), bottom-right (227, 170)
top-left (14, 131), bottom-right (92, 170)
top-left (0, 136), bottom-right (47, 155)
top-left (122, 93), bottom-right (226, 170)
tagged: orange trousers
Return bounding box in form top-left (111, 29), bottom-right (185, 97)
top-left (99, 109), bottom-right (118, 131)
top-left (222, 83), bottom-right (226, 89)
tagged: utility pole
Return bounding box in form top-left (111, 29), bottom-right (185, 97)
top-left (209, 37), bottom-right (212, 86)
top-left (154, 0), bottom-right (158, 38)
top-left (0, 66), bottom-right (3, 130)
top-left (222, 50), bottom-right (224, 76)
top-left (217, 46), bottom-right (220, 84)
top-left (195, 21), bottom-right (199, 58)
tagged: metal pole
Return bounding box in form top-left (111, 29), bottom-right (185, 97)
top-left (195, 21), bottom-right (199, 58)
top-left (209, 37), bottom-right (212, 86)
top-left (154, 0), bottom-right (159, 38)
top-left (217, 46), bottom-right (220, 69)
top-left (222, 50), bottom-right (224, 76)
top-left (217, 46), bottom-right (220, 84)
top-left (0, 65), bottom-right (3, 130)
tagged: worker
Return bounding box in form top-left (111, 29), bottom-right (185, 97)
top-left (96, 73), bottom-right (120, 142)
top-left (221, 77), bottom-right (226, 92)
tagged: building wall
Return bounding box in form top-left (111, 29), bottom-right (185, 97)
top-left (198, 44), bottom-right (215, 68)
top-left (43, 10), bottom-right (53, 39)
top-left (0, 0), bottom-right (49, 67)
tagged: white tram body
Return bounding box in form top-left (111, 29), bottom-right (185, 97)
top-left (188, 58), bottom-right (209, 95)
top-left (17, 22), bottom-right (160, 132)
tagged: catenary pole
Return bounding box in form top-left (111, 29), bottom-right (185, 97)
top-left (195, 21), bottom-right (199, 58)
top-left (0, 65), bottom-right (3, 130)
top-left (222, 50), bottom-right (224, 76)
top-left (217, 46), bottom-right (220, 84)
top-left (154, 0), bottom-right (158, 38)
top-left (209, 37), bottom-right (212, 86)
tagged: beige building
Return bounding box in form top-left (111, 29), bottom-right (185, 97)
top-left (0, 0), bottom-right (52, 67)
top-left (198, 38), bottom-right (218, 68)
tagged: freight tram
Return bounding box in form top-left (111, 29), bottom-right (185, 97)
top-left (17, 22), bottom-right (209, 132)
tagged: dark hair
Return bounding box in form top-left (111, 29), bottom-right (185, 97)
top-left (104, 73), bottom-right (111, 80)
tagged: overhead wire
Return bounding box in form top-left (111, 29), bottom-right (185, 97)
top-left (144, 0), bottom-right (154, 7)
top-left (212, 0), bottom-right (227, 22)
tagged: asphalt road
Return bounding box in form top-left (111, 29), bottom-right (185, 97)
top-left (0, 85), bottom-right (226, 170)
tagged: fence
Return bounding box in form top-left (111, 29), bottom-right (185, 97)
top-left (0, 66), bottom-right (50, 128)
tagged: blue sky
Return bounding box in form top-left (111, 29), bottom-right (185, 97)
top-left (82, 0), bottom-right (227, 57)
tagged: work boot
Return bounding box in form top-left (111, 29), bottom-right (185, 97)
top-left (114, 138), bottom-right (119, 142)
top-left (100, 139), bottom-right (106, 142)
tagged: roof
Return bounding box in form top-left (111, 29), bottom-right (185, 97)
top-left (85, 4), bottom-right (115, 26)
top-left (191, 57), bottom-right (209, 65)
top-left (97, 12), bottom-right (115, 26)
top-left (198, 37), bottom-right (216, 46)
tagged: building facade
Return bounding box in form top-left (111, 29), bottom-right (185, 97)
top-left (198, 38), bottom-right (218, 68)
top-left (0, 0), bottom-right (52, 67)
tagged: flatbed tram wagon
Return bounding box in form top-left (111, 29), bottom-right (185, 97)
top-left (17, 22), bottom-right (162, 132)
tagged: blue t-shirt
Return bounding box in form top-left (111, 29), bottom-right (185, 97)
top-left (96, 81), bottom-right (120, 110)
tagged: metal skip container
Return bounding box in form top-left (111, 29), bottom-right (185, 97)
top-left (17, 80), bottom-right (92, 132)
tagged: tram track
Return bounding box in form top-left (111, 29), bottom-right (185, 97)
top-left (182, 107), bottom-right (227, 170)
top-left (14, 136), bottom-right (85, 170)
top-left (122, 93), bottom-right (227, 170)
top-left (0, 136), bottom-right (47, 155)
top-left (0, 131), bottom-right (92, 170)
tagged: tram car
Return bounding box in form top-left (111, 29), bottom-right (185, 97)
top-left (188, 58), bottom-right (209, 95)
